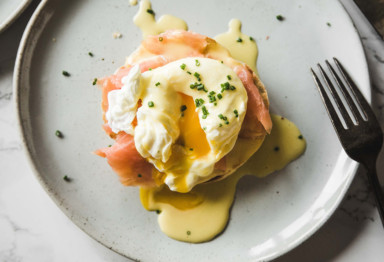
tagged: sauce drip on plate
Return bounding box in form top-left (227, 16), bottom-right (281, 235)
top-left (140, 115), bottom-right (306, 242)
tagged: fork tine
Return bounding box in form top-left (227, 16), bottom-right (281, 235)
top-left (333, 57), bottom-right (374, 121)
top-left (317, 63), bottom-right (354, 128)
top-left (327, 59), bottom-right (364, 123)
top-left (310, 68), bottom-right (346, 132)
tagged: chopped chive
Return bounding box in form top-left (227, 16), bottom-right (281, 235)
top-left (221, 61), bottom-right (224, 64)
top-left (236, 37), bottom-right (243, 43)
top-left (180, 105), bottom-right (187, 112)
top-left (298, 135), bottom-right (303, 140)
top-left (92, 78), bottom-right (97, 85)
top-left (202, 106), bottom-right (209, 117)
top-left (276, 15), bottom-right (284, 21)
top-left (194, 72), bottom-right (201, 81)
top-left (148, 68), bottom-right (152, 71)
top-left (55, 130), bottom-right (63, 138)
top-left (148, 101), bottom-right (154, 107)
top-left (234, 109), bottom-right (239, 118)
top-left (249, 36), bottom-right (254, 41)
top-left (186, 71), bottom-right (192, 75)
top-left (195, 59), bottom-right (200, 66)
top-left (63, 175), bottom-right (71, 182)
top-left (159, 36), bottom-right (164, 41)
top-left (155, 82), bottom-right (161, 86)
top-left (195, 98), bottom-right (205, 107)
top-left (217, 93), bottom-right (223, 99)
top-left (147, 9), bottom-right (155, 15)
top-left (327, 22), bottom-right (331, 27)
top-left (62, 71), bottom-right (70, 77)
top-left (138, 174), bottom-right (142, 177)
top-left (108, 144), bottom-right (112, 147)
top-left (180, 63), bottom-right (186, 70)
top-left (187, 231), bottom-right (191, 235)
top-left (218, 114), bottom-right (227, 121)
top-left (274, 146), bottom-right (280, 151)
top-left (189, 148), bottom-right (193, 151)
top-left (227, 75), bottom-right (232, 80)
top-left (219, 123), bottom-right (223, 127)
top-left (225, 120), bottom-right (229, 125)
top-left (156, 210), bottom-right (161, 214)
top-left (88, 52), bottom-right (94, 57)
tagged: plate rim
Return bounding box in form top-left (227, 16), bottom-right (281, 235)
top-left (0, 0), bottom-right (33, 33)
top-left (13, 0), bottom-right (369, 261)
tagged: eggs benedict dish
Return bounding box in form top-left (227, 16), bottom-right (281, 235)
top-left (95, 30), bottom-right (272, 193)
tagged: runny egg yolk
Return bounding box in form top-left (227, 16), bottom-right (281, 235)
top-left (154, 93), bottom-right (211, 193)
top-left (177, 93), bottom-right (210, 157)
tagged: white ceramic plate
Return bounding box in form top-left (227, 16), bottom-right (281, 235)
top-left (14, 0), bottom-right (369, 261)
top-left (0, 0), bottom-right (32, 33)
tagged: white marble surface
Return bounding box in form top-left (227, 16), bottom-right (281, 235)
top-left (1, 0), bottom-right (384, 261)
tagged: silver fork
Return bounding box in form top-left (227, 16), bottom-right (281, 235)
top-left (310, 57), bottom-right (384, 226)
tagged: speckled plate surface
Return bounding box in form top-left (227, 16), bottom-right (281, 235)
top-left (0, 0), bottom-right (32, 33)
top-left (14, 0), bottom-right (369, 261)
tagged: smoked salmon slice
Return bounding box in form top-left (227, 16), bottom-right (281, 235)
top-left (95, 132), bottom-right (155, 187)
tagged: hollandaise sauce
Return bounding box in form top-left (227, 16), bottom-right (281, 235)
top-left (141, 115), bottom-right (306, 242)
top-left (133, 0), bottom-right (188, 38)
top-left (215, 19), bottom-right (258, 73)
top-left (132, 0), bottom-right (306, 243)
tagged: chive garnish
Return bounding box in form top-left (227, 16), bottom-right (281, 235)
top-left (63, 175), bottom-right (71, 182)
top-left (195, 59), bottom-right (200, 66)
top-left (138, 174), bottom-right (142, 177)
top-left (234, 109), bottom-right (239, 118)
top-left (217, 93), bottom-right (223, 99)
top-left (202, 106), bottom-right (209, 118)
top-left (148, 68), bottom-right (152, 71)
top-left (274, 146), bottom-right (280, 151)
top-left (227, 75), bottom-right (232, 80)
top-left (148, 101), bottom-right (154, 107)
top-left (327, 22), bottom-right (331, 27)
top-left (276, 15), bottom-right (284, 21)
top-left (208, 91), bottom-right (216, 103)
top-left (92, 78), bottom-right (97, 85)
top-left (155, 82), bottom-right (160, 86)
top-left (194, 72), bottom-right (201, 81)
top-left (236, 37), bottom-right (243, 43)
top-left (180, 105), bottom-right (187, 112)
top-left (221, 82), bottom-right (236, 92)
top-left (189, 148), bottom-right (193, 151)
top-left (187, 231), bottom-right (191, 235)
top-left (88, 52), bottom-right (94, 57)
top-left (218, 114), bottom-right (227, 120)
top-left (180, 63), bottom-right (186, 70)
top-left (249, 36), bottom-right (254, 41)
top-left (195, 98), bottom-right (205, 107)
top-left (159, 36), bottom-right (164, 41)
top-left (55, 130), bottom-right (63, 138)
top-left (156, 210), bottom-right (161, 214)
top-left (62, 71), bottom-right (70, 77)
top-left (298, 135), bottom-right (303, 139)
top-left (147, 9), bottom-right (155, 15)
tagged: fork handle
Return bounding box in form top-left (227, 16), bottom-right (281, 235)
top-left (364, 159), bottom-right (384, 227)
